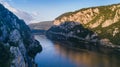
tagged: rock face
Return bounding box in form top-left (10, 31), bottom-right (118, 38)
top-left (46, 21), bottom-right (120, 54)
top-left (46, 21), bottom-right (99, 42)
top-left (53, 3), bottom-right (120, 45)
top-left (0, 4), bottom-right (42, 67)
top-left (47, 21), bottom-right (98, 42)
top-left (46, 21), bottom-right (100, 50)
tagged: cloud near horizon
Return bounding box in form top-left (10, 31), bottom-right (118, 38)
top-left (0, 0), bottom-right (35, 24)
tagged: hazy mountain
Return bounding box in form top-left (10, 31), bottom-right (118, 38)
top-left (53, 3), bottom-right (120, 46)
top-left (0, 4), bottom-right (42, 67)
top-left (29, 21), bottom-right (53, 30)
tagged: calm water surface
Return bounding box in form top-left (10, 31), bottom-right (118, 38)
top-left (35, 35), bottom-right (120, 67)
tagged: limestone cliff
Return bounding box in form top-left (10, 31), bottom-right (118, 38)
top-left (53, 3), bottom-right (120, 45)
top-left (0, 4), bottom-right (42, 67)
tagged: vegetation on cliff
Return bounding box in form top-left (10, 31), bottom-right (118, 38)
top-left (54, 3), bottom-right (120, 45)
top-left (0, 4), bottom-right (42, 67)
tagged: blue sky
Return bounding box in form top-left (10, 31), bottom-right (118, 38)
top-left (1, 0), bottom-right (120, 23)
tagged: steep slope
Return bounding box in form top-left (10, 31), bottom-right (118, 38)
top-left (0, 4), bottom-right (42, 67)
top-left (46, 21), bottom-right (120, 54)
top-left (46, 21), bottom-right (120, 55)
top-left (47, 21), bottom-right (98, 43)
top-left (54, 3), bottom-right (120, 45)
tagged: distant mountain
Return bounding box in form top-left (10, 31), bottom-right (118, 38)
top-left (29, 21), bottom-right (53, 30)
top-left (0, 4), bottom-right (42, 67)
top-left (53, 3), bottom-right (120, 46)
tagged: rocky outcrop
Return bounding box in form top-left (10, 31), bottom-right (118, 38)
top-left (46, 21), bottom-right (99, 48)
top-left (54, 4), bottom-right (120, 27)
top-left (46, 21), bottom-right (120, 54)
top-left (0, 4), bottom-right (42, 67)
top-left (53, 3), bottom-right (120, 46)
top-left (47, 22), bottom-right (98, 41)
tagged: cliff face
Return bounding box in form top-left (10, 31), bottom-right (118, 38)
top-left (0, 4), bottom-right (42, 67)
top-left (46, 21), bottom-right (100, 51)
top-left (53, 3), bottom-right (120, 45)
top-left (46, 21), bottom-right (120, 54)
top-left (46, 21), bottom-right (99, 42)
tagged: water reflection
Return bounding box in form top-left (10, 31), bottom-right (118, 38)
top-left (35, 35), bottom-right (120, 67)
top-left (54, 42), bottom-right (120, 67)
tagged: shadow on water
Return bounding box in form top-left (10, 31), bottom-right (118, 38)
top-left (35, 35), bottom-right (120, 67)
top-left (54, 42), bottom-right (120, 67)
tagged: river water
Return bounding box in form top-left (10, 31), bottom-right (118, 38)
top-left (35, 35), bottom-right (120, 67)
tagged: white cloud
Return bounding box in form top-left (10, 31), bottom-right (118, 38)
top-left (32, 12), bottom-right (40, 16)
top-left (0, 0), bottom-right (34, 24)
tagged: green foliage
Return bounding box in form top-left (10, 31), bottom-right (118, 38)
top-left (9, 42), bottom-right (18, 47)
top-left (0, 42), bottom-right (12, 67)
top-left (0, 3), bottom-right (42, 67)
top-left (47, 21), bottom-right (95, 41)
top-left (0, 29), bottom-right (2, 36)
top-left (28, 40), bottom-right (42, 58)
top-left (91, 20), bottom-right (120, 45)
top-left (55, 3), bottom-right (120, 45)
top-left (55, 12), bottom-right (73, 20)
top-left (56, 3), bottom-right (120, 20)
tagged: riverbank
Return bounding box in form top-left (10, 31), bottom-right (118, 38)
top-left (35, 35), bottom-right (120, 67)
top-left (46, 31), bottom-right (120, 55)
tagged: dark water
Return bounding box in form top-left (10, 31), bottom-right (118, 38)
top-left (35, 35), bottom-right (120, 67)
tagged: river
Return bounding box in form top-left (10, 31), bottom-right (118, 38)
top-left (35, 35), bottom-right (120, 67)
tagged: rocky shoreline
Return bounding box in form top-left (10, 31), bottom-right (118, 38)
top-left (46, 21), bottom-right (120, 55)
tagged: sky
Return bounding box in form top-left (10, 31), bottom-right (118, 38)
top-left (0, 0), bottom-right (120, 24)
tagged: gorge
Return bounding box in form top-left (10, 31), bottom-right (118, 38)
top-left (1, 2), bottom-right (120, 67)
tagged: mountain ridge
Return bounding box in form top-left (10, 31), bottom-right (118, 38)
top-left (53, 3), bottom-right (120, 45)
top-left (29, 21), bottom-right (53, 30)
top-left (55, 3), bottom-right (120, 26)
